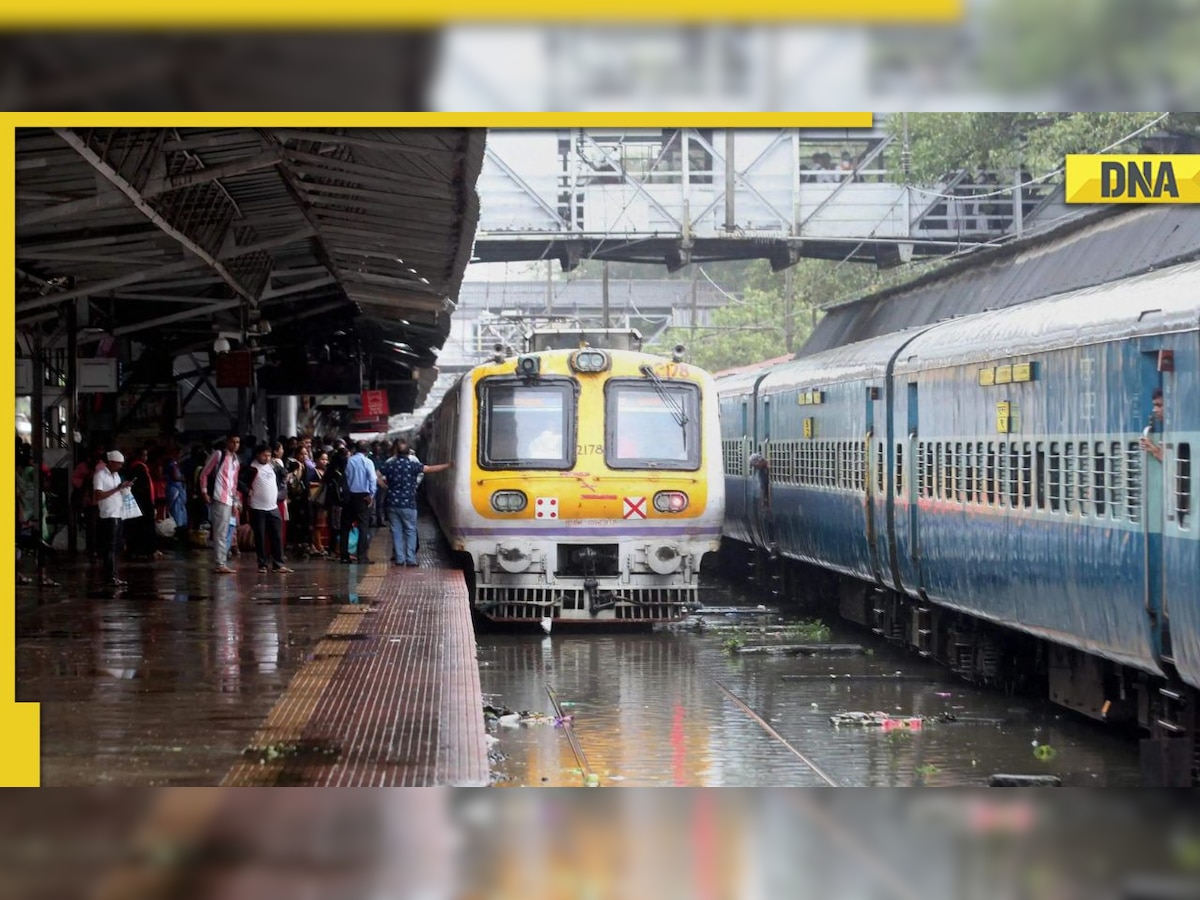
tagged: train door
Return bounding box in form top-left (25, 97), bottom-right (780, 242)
top-left (753, 395), bottom-right (773, 549)
top-left (906, 381), bottom-right (927, 596)
top-left (864, 386), bottom-right (883, 583)
top-left (1140, 350), bottom-right (1168, 660)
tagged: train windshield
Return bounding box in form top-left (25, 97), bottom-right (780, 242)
top-left (606, 381), bottom-right (701, 470)
top-left (479, 379), bottom-right (575, 469)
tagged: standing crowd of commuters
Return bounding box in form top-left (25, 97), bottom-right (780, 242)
top-left (30, 431), bottom-right (449, 588)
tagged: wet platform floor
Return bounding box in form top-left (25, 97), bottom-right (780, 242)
top-left (16, 522), bottom-right (487, 786)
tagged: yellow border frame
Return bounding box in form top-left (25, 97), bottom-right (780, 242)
top-left (3, 1), bottom-right (961, 25)
top-left (4, 111), bottom-right (874, 785)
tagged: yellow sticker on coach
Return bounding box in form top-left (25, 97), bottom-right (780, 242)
top-left (1065, 155), bottom-right (1200, 204)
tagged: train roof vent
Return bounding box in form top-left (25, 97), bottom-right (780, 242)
top-left (528, 328), bottom-right (643, 353)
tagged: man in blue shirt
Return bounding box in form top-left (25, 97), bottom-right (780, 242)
top-left (378, 437), bottom-right (451, 567)
top-left (339, 440), bottom-right (379, 564)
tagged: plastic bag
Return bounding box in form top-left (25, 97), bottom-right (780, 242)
top-left (347, 526), bottom-right (359, 555)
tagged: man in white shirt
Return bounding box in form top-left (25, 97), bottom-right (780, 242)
top-left (199, 433), bottom-right (242, 574)
top-left (246, 443), bottom-right (293, 574)
top-left (93, 449), bottom-right (133, 587)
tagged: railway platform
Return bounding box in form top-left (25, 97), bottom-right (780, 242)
top-left (15, 521), bottom-right (488, 787)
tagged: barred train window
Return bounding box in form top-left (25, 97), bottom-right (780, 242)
top-left (998, 442), bottom-right (1009, 508)
top-left (955, 442), bottom-right (965, 502)
top-left (896, 443), bottom-right (904, 496)
top-left (974, 441), bottom-right (984, 504)
top-left (1126, 441), bottom-right (1142, 520)
top-left (877, 442), bottom-right (884, 495)
top-left (1035, 443), bottom-right (1046, 510)
top-left (1077, 443), bottom-right (1091, 515)
top-left (1093, 442), bottom-right (1106, 517)
top-left (1178, 443), bottom-right (1192, 528)
top-left (916, 442), bottom-right (925, 498)
top-left (1108, 441), bottom-right (1124, 520)
top-left (1021, 442), bottom-right (1033, 509)
top-left (1063, 442), bottom-right (1075, 514)
top-left (1049, 442), bottom-right (1061, 512)
top-left (985, 442), bottom-right (996, 505)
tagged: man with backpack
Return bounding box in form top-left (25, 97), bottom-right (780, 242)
top-left (199, 433), bottom-right (242, 574)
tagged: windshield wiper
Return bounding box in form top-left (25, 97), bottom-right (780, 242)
top-left (639, 364), bottom-right (689, 427)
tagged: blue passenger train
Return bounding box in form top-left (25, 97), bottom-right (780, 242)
top-left (719, 261), bottom-right (1200, 784)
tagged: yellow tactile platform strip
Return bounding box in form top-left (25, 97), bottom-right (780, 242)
top-left (222, 560), bottom-right (487, 787)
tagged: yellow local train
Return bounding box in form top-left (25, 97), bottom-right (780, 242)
top-left (422, 330), bottom-right (725, 625)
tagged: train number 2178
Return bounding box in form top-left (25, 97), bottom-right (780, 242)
top-left (577, 443), bottom-right (604, 455)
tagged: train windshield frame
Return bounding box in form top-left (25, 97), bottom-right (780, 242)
top-left (477, 376), bottom-right (577, 470)
top-left (604, 379), bottom-right (701, 470)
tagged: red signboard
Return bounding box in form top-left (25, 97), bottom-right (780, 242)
top-left (361, 389), bottom-right (389, 418)
top-left (215, 350), bottom-right (254, 388)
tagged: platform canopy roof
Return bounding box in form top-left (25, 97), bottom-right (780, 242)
top-left (15, 126), bottom-right (484, 410)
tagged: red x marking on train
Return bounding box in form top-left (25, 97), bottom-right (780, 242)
top-left (623, 496), bottom-right (647, 519)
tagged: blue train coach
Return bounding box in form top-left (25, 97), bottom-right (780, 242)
top-left (719, 261), bottom-right (1199, 783)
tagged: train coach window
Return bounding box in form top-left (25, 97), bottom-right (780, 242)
top-left (1063, 443), bottom-right (1076, 514)
top-left (985, 442), bottom-right (996, 505)
top-left (1177, 443), bottom-right (1192, 528)
top-left (1022, 443), bottom-right (1033, 509)
top-left (1077, 444), bottom-right (1092, 516)
top-left (998, 442), bottom-right (1010, 508)
top-left (1049, 443), bottom-right (1061, 512)
top-left (479, 379), bottom-right (575, 469)
top-left (1035, 443), bottom-right (1046, 510)
top-left (1093, 442), bottom-right (1107, 517)
top-left (877, 442), bottom-right (884, 495)
top-left (606, 380), bottom-right (701, 470)
top-left (1109, 442), bottom-right (1124, 520)
top-left (1126, 442), bottom-right (1143, 520)
top-left (895, 443), bottom-right (904, 496)
top-left (954, 442), bottom-right (964, 503)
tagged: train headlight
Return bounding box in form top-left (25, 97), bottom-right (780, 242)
top-left (646, 542), bottom-right (683, 575)
top-left (491, 490), bottom-right (528, 513)
top-left (570, 349), bottom-right (609, 373)
top-left (653, 491), bottom-right (689, 513)
top-left (516, 355), bottom-right (540, 378)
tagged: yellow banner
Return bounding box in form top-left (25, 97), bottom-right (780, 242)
top-left (1065, 154), bottom-right (1200, 204)
top-left (0, 0), bottom-right (961, 25)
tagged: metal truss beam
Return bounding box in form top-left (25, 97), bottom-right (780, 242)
top-left (53, 129), bottom-right (261, 308)
top-left (17, 151), bottom-right (281, 229)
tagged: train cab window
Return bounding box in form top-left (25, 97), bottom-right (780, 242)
top-left (1177, 443), bottom-right (1192, 528)
top-left (1093, 442), bottom-right (1107, 516)
top-left (605, 380), bottom-right (701, 470)
top-left (479, 379), bottom-right (576, 469)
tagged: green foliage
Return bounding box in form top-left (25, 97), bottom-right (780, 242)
top-left (888, 112), bottom-right (1199, 185)
top-left (783, 619), bottom-right (833, 642)
top-left (648, 258), bottom-right (905, 373)
top-left (722, 632), bottom-right (746, 655)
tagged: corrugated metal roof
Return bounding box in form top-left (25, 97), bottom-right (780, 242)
top-left (801, 206), bottom-right (1200, 357)
top-left (15, 126), bottom-right (484, 411)
top-left (894, 260), bottom-right (1200, 374)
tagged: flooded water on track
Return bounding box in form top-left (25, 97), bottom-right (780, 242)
top-left (478, 578), bottom-right (1143, 787)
